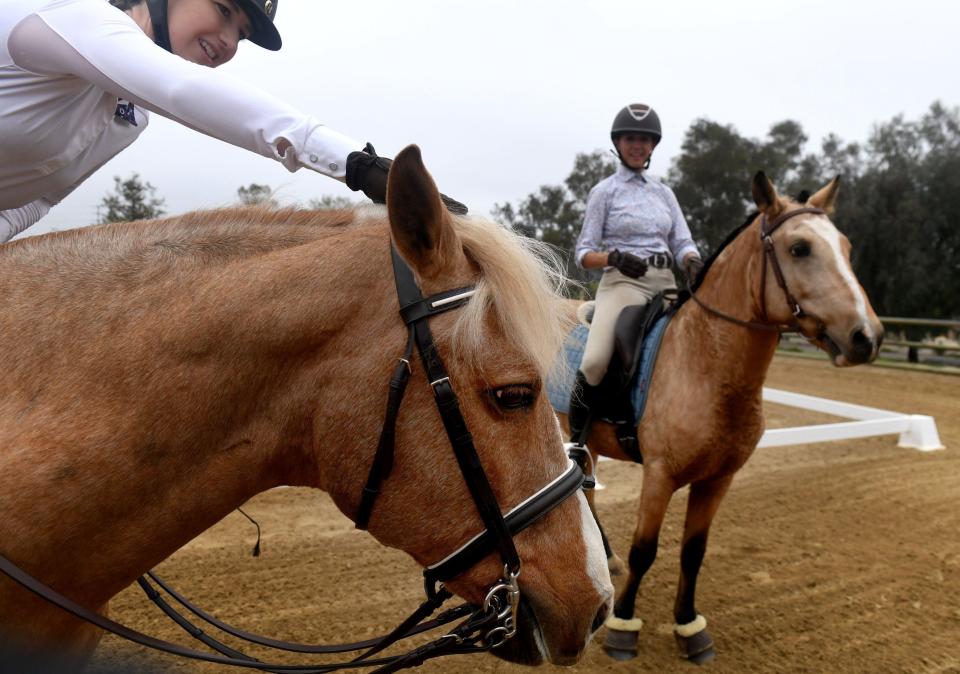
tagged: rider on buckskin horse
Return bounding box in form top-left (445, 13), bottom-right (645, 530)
top-left (569, 103), bottom-right (703, 446)
top-left (0, 0), bottom-right (465, 243)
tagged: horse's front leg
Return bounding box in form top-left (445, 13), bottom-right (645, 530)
top-left (580, 447), bottom-right (626, 576)
top-left (603, 461), bottom-right (674, 661)
top-left (673, 474), bottom-right (733, 665)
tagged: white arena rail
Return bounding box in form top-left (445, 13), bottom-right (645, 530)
top-left (593, 386), bottom-right (943, 486)
top-left (760, 387), bottom-right (944, 451)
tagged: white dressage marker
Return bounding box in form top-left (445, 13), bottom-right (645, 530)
top-left (760, 388), bottom-right (944, 451)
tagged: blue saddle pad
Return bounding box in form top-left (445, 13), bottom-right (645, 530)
top-left (547, 314), bottom-right (671, 422)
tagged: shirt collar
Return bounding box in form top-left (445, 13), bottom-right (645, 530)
top-left (615, 163), bottom-right (647, 183)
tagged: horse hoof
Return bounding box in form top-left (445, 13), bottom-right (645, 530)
top-left (674, 615), bottom-right (715, 665)
top-left (603, 617), bottom-right (642, 661)
top-left (607, 553), bottom-right (627, 577)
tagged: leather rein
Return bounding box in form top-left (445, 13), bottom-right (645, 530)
top-left (0, 246), bottom-right (589, 672)
top-left (688, 207), bottom-right (827, 338)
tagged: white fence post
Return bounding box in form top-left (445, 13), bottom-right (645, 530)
top-left (760, 388), bottom-right (945, 451)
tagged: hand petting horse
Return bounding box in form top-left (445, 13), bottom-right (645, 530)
top-left (0, 146), bottom-right (612, 670)
top-left (553, 172), bottom-right (883, 664)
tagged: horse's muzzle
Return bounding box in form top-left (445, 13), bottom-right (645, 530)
top-left (490, 597), bottom-right (546, 665)
top-left (491, 593), bottom-right (609, 666)
top-left (822, 324), bottom-right (884, 366)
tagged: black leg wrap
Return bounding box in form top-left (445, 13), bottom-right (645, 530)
top-left (603, 626), bottom-right (640, 661)
top-left (568, 371), bottom-right (595, 445)
top-left (674, 618), bottom-right (715, 665)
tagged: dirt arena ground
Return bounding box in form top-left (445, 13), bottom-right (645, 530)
top-left (89, 356), bottom-right (960, 674)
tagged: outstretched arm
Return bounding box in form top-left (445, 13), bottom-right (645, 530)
top-left (0, 199), bottom-right (52, 243)
top-left (8, 1), bottom-right (359, 179)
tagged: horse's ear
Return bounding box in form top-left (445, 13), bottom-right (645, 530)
top-left (808, 175), bottom-right (841, 215)
top-left (387, 145), bottom-right (457, 277)
top-left (751, 171), bottom-right (784, 219)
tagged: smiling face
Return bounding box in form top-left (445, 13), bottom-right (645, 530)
top-left (615, 132), bottom-right (657, 170)
top-left (167, 0), bottom-right (253, 67)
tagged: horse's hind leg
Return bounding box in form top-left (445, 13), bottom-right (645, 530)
top-left (602, 463), bottom-right (674, 661)
top-left (673, 475), bottom-right (733, 665)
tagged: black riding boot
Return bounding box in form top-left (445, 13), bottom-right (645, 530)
top-left (568, 371), bottom-right (596, 446)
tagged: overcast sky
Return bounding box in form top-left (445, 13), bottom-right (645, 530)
top-left (24, 0), bottom-right (960, 237)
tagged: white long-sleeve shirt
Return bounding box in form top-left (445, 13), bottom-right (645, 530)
top-left (0, 0), bottom-right (362, 241)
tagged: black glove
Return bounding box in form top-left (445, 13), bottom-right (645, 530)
top-left (345, 143), bottom-right (468, 215)
top-left (684, 255), bottom-right (704, 287)
top-left (607, 249), bottom-right (647, 278)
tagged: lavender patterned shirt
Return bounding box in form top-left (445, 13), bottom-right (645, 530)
top-left (575, 164), bottom-right (699, 267)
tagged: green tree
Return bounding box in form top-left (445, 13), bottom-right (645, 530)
top-left (667, 103), bottom-right (959, 320)
top-left (237, 183), bottom-right (277, 207)
top-left (666, 119), bottom-right (757, 255)
top-left (308, 195), bottom-right (356, 210)
top-left (99, 173), bottom-right (165, 223)
top-left (492, 150), bottom-right (616, 285)
top-left (840, 102), bottom-right (960, 320)
top-left (666, 119), bottom-right (815, 255)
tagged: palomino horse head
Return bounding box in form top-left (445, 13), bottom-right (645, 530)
top-left (322, 146), bottom-right (612, 664)
top-left (0, 147), bottom-right (610, 667)
top-left (750, 172), bottom-right (884, 365)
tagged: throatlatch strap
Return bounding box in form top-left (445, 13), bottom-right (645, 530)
top-left (356, 332), bottom-right (414, 530)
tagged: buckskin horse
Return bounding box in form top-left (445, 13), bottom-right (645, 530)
top-left (0, 146), bottom-right (612, 670)
top-left (555, 172), bottom-right (883, 664)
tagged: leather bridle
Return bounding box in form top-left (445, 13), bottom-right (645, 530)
top-left (0, 245), bottom-right (589, 672)
top-left (688, 207), bottom-right (828, 338)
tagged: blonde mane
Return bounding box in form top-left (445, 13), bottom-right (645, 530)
top-left (450, 215), bottom-right (572, 378)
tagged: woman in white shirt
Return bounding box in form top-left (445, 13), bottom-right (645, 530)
top-left (0, 0), bottom-right (464, 242)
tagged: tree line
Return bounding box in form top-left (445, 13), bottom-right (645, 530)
top-left (493, 102), bottom-right (960, 321)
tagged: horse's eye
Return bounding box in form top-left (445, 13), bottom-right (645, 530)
top-left (790, 242), bottom-right (811, 258)
top-left (491, 384), bottom-right (535, 410)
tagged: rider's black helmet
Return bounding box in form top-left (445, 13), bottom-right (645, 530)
top-left (610, 103), bottom-right (662, 145)
top-left (235, 0), bottom-right (282, 51)
top-left (139, 0), bottom-right (282, 53)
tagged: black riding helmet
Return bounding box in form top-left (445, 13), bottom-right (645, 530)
top-left (610, 103), bottom-right (662, 144)
top-left (142, 0), bottom-right (282, 53)
top-left (610, 103), bottom-right (662, 169)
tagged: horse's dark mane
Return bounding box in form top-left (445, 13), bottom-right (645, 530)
top-left (669, 189), bottom-right (811, 314)
top-left (668, 210), bottom-right (760, 314)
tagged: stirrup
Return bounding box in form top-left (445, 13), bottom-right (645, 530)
top-left (564, 443), bottom-right (596, 490)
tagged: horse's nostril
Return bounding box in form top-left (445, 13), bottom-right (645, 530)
top-left (850, 328), bottom-right (877, 362)
top-left (592, 602), bottom-right (610, 633)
